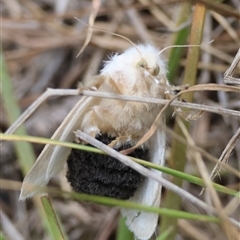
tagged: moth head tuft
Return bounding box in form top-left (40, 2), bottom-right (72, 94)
top-left (101, 44), bottom-right (167, 79)
top-left (131, 44), bottom-right (166, 77)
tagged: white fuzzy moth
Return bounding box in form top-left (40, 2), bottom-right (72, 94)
top-left (19, 43), bottom-right (169, 240)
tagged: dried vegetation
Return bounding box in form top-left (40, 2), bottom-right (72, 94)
top-left (1, 0), bottom-right (240, 240)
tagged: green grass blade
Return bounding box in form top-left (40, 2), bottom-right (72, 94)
top-left (1, 133), bottom-right (237, 196)
top-left (61, 191), bottom-right (220, 223)
top-left (167, 2), bottom-right (191, 83)
top-left (116, 217), bottom-right (134, 240)
top-left (156, 226), bottom-right (174, 240)
top-left (0, 231), bottom-right (6, 240)
top-left (0, 50), bottom-right (35, 175)
top-left (41, 196), bottom-right (66, 240)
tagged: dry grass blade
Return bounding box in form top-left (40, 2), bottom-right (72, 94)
top-left (75, 0), bottom-right (101, 57)
top-left (5, 89), bottom-right (79, 134)
top-left (210, 127), bottom-right (240, 180)
top-left (139, 0), bottom-right (176, 30)
top-left (190, 0), bottom-right (240, 19)
top-left (178, 219), bottom-right (211, 240)
top-left (210, 11), bottom-right (239, 44)
top-left (0, 210), bottom-right (25, 240)
top-left (165, 126), bottom-right (240, 178)
top-left (224, 48), bottom-right (240, 85)
top-left (224, 193), bottom-right (240, 216)
top-left (80, 89), bottom-right (240, 117)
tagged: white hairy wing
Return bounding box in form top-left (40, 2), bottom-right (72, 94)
top-left (20, 96), bottom-right (96, 200)
top-left (121, 128), bottom-right (166, 240)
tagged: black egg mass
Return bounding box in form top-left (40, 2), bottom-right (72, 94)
top-left (66, 134), bottom-right (149, 200)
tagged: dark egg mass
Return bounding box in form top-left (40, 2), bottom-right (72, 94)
top-left (66, 134), bottom-right (149, 200)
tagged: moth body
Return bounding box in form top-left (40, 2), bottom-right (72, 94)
top-left (81, 44), bottom-right (168, 148)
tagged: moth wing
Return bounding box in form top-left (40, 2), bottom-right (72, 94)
top-left (121, 128), bottom-right (165, 240)
top-left (20, 96), bottom-right (96, 200)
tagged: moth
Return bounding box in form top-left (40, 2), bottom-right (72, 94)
top-left (18, 43), bottom-right (169, 240)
